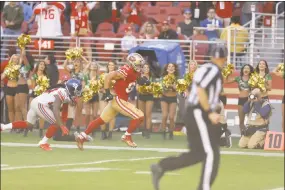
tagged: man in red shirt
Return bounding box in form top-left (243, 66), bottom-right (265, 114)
top-left (75, 53), bottom-right (149, 149)
top-left (213, 2), bottom-right (233, 27)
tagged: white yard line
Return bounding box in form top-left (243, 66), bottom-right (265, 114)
top-left (1, 157), bottom-right (162, 171)
top-left (269, 188), bottom-right (284, 190)
top-left (1, 142), bottom-right (284, 157)
top-left (1, 164), bottom-right (9, 167)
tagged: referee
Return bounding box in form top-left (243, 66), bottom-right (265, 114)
top-left (150, 45), bottom-right (228, 190)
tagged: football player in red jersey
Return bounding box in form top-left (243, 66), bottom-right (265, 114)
top-left (75, 53), bottom-right (150, 149)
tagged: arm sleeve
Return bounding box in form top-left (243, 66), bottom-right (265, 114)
top-left (243, 101), bottom-right (251, 113)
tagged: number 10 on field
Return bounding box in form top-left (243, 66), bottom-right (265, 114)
top-left (264, 131), bottom-right (284, 151)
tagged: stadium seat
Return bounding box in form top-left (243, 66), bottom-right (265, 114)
top-left (171, 15), bottom-right (185, 25)
top-left (117, 23), bottom-right (136, 34)
top-left (94, 32), bottom-right (118, 61)
top-left (160, 7), bottom-right (181, 16)
top-left (192, 35), bottom-right (209, 64)
top-left (97, 22), bottom-right (113, 33)
top-left (142, 6), bottom-right (160, 17)
top-left (156, 2), bottom-right (172, 7)
top-left (177, 2), bottom-right (191, 10)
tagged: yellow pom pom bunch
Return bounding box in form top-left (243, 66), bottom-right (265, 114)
top-left (248, 72), bottom-right (266, 92)
top-left (17, 34), bottom-right (31, 49)
top-left (4, 61), bottom-right (21, 80)
top-left (34, 76), bottom-right (50, 96)
top-left (162, 74), bottom-right (176, 89)
top-left (65, 47), bottom-right (83, 60)
top-left (222, 64), bottom-right (234, 78)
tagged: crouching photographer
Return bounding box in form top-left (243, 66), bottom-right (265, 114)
top-left (239, 88), bottom-right (272, 149)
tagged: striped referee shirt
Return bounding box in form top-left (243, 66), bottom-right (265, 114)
top-left (187, 63), bottom-right (223, 110)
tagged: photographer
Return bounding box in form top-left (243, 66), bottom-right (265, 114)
top-left (239, 88), bottom-right (272, 149)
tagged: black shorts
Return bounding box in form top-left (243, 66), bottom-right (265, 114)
top-left (5, 86), bottom-right (17, 96)
top-left (89, 93), bottom-right (99, 103)
top-left (16, 84), bottom-right (29, 94)
top-left (138, 94), bottom-right (154, 102)
top-left (161, 95), bottom-right (177, 104)
top-left (238, 97), bottom-right (248, 106)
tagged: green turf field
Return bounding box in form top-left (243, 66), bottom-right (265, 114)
top-left (1, 131), bottom-right (284, 190)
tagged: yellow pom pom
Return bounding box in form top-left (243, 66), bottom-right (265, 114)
top-left (222, 64), bottom-right (234, 78)
top-left (65, 47), bottom-right (83, 60)
top-left (162, 74), bottom-right (176, 89)
top-left (150, 82), bottom-right (163, 98)
top-left (184, 72), bottom-right (194, 86)
top-left (176, 79), bottom-right (188, 94)
top-left (17, 34), bottom-right (31, 49)
top-left (4, 64), bottom-right (20, 80)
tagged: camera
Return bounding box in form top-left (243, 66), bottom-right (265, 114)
top-left (248, 94), bottom-right (256, 100)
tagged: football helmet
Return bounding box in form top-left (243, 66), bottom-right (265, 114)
top-left (65, 78), bottom-right (82, 98)
top-left (126, 53), bottom-right (145, 72)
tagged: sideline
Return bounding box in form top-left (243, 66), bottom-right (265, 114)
top-left (1, 142), bottom-right (284, 157)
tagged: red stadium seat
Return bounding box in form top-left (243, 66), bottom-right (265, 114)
top-left (97, 22), bottom-right (113, 33)
top-left (95, 32), bottom-right (117, 60)
top-left (192, 34), bottom-right (209, 64)
top-left (171, 15), bottom-right (185, 25)
top-left (142, 6), bottom-right (160, 17)
top-left (160, 7), bottom-right (181, 16)
top-left (177, 2), bottom-right (191, 10)
top-left (156, 2), bottom-right (172, 7)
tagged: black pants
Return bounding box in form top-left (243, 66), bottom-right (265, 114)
top-left (159, 107), bottom-right (221, 190)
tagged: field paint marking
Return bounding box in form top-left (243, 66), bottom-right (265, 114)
top-left (269, 188), bottom-right (284, 190)
top-left (1, 142), bottom-right (284, 157)
top-left (1, 164), bottom-right (9, 167)
top-left (135, 171), bottom-right (180, 176)
top-left (60, 167), bottom-right (129, 172)
top-left (1, 157), bottom-right (162, 171)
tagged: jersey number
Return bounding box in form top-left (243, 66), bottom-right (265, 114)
top-left (43, 9), bottom-right (55, 20)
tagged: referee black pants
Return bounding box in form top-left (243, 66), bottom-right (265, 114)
top-left (159, 107), bottom-right (221, 190)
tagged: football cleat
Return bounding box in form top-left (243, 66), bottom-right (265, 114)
top-left (39, 143), bottom-right (52, 151)
top-left (121, 134), bottom-right (137, 148)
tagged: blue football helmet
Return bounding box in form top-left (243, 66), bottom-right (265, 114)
top-left (65, 78), bottom-right (82, 98)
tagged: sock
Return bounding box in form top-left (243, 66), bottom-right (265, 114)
top-left (2, 123), bottom-right (13, 130)
top-left (126, 117), bottom-right (144, 134)
top-left (45, 125), bottom-right (58, 138)
top-left (85, 117), bottom-right (105, 135)
top-left (12, 121), bottom-right (28, 129)
top-left (39, 136), bottom-right (49, 144)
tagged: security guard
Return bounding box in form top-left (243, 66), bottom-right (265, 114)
top-left (150, 44), bottom-right (228, 190)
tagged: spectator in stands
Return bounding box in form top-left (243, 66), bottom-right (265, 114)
top-left (139, 21), bottom-right (158, 39)
top-left (213, 2), bottom-right (233, 27)
top-left (161, 63), bottom-right (179, 140)
top-left (19, 2), bottom-right (33, 31)
top-left (200, 7), bottom-right (222, 41)
top-left (158, 20), bottom-right (178, 40)
top-left (33, 2), bottom-right (65, 37)
top-left (239, 88), bottom-right (271, 149)
top-left (121, 26), bottom-right (137, 52)
top-left (190, 2), bottom-right (213, 23)
top-left (124, 2), bottom-right (142, 32)
top-left (88, 2), bottom-right (106, 34)
top-left (177, 8), bottom-right (199, 40)
top-left (70, 2), bottom-right (92, 61)
top-left (2, 2), bottom-right (24, 35)
top-left (220, 16), bottom-right (249, 66)
top-left (255, 60), bottom-right (272, 100)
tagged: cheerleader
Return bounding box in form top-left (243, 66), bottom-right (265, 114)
top-left (185, 60), bottom-right (197, 95)
top-left (63, 57), bottom-right (86, 132)
top-left (27, 60), bottom-right (48, 137)
top-left (255, 60), bottom-right (272, 100)
top-left (137, 64), bottom-right (154, 139)
top-left (100, 61), bottom-right (117, 140)
top-left (161, 63), bottom-right (179, 140)
top-left (225, 64), bottom-right (254, 134)
top-left (273, 63), bottom-right (284, 133)
top-left (82, 62), bottom-right (100, 136)
top-left (16, 48), bottom-right (33, 135)
top-left (1, 54), bottom-right (21, 124)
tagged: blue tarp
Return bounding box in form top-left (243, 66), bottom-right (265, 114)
top-left (129, 41), bottom-right (186, 76)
